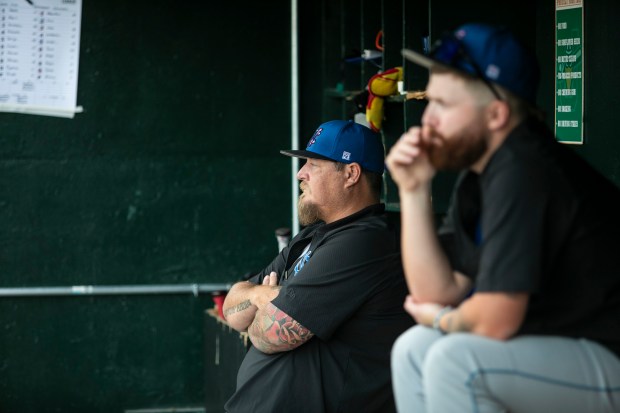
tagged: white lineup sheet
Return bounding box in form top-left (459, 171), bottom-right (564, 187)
top-left (0, 0), bottom-right (82, 118)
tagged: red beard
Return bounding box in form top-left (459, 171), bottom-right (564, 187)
top-left (425, 128), bottom-right (488, 171)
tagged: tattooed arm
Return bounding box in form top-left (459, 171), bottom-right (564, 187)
top-left (224, 272), bottom-right (314, 352)
top-left (223, 272), bottom-right (281, 332)
top-left (248, 302), bottom-right (314, 354)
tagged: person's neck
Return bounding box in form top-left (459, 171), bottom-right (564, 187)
top-left (322, 196), bottom-right (379, 224)
top-left (470, 118), bottom-right (522, 173)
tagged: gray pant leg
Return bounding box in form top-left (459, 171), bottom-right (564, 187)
top-left (391, 325), bottom-right (442, 412)
top-left (425, 334), bottom-right (620, 413)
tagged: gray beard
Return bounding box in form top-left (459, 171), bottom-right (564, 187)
top-left (298, 196), bottom-right (322, 226)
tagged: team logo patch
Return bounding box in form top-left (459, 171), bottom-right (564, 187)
top-left (293, 250), bottom-right (312, 276)
top-left (485, 64), bottom-right (501, 80)
top-left (342, 151), bottom-right (351, 161)
top-left (307, 128), bottom-right (323, 147)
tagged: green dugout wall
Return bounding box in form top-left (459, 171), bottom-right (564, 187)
top-left (0, 1), bottom-right (291, 412)
top-left (2, 1), bottom-right (620, 412)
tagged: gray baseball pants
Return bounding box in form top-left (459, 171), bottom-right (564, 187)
top-left (391, 325), bottom-right (620, 412)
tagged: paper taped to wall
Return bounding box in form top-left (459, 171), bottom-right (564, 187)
top-left (0, 0), bottom-right (82, 118)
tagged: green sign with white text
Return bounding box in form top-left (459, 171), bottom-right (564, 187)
top-left (555, 0), bottom-right (583, 144)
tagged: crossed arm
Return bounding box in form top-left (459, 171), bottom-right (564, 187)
top-left (222, 272), bottom-right (314, 354)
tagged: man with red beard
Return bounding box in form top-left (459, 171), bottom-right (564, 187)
top-left (223, 120), bottom-right (413, 413)
top-left (386, 23), bottom-right (620, 412)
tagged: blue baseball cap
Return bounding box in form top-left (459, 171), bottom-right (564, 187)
top-left (280, 120), bottom-right (385, 174)
top-left (402, 23), bottom-right (539, 104)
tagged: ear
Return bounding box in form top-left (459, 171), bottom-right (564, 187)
top-left (486, 100), bottom-right (511, 131)
top-left (343, 163), bottom-right (362, 189)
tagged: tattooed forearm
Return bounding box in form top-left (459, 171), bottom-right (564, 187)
top-left (224, 299), bottom-right (252, 317)
top-left (248, 302), bottom-right (314, 354)
top-left (444, 309), bottom-right (472, 333)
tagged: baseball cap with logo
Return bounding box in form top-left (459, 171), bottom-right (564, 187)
top-left (402, 23), bottom-right (539, 104)
top-left (280, 120), bottom-right (385, 174)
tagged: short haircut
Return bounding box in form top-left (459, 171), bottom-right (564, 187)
top-left (334, 161), bottom-right (383, 199)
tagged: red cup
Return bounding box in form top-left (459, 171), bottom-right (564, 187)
top-left (212, 292), bottom-right (227, 319)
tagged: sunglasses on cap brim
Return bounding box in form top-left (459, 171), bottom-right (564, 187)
top-left (430, 33), bottom-right (503, 101)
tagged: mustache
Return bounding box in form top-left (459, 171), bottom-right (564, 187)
top-left (299, 183), bottom-right (308, 192)
top-left (422, 125), bottom-right (488, 171)
top-left (420, 125), bottom-right (446, 150)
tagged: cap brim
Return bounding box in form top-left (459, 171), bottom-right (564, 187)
top-left (401, 48), bottom-right (437, 68)
top-left (280, 149), bottom-right (334, 162)
top-left (402, 48), bottom-right (477, 81)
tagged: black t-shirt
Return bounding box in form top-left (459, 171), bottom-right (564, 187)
top-left (439, 118), bottom-right (620, 357)
top-left (225, 204), bottom-right (413, 413)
